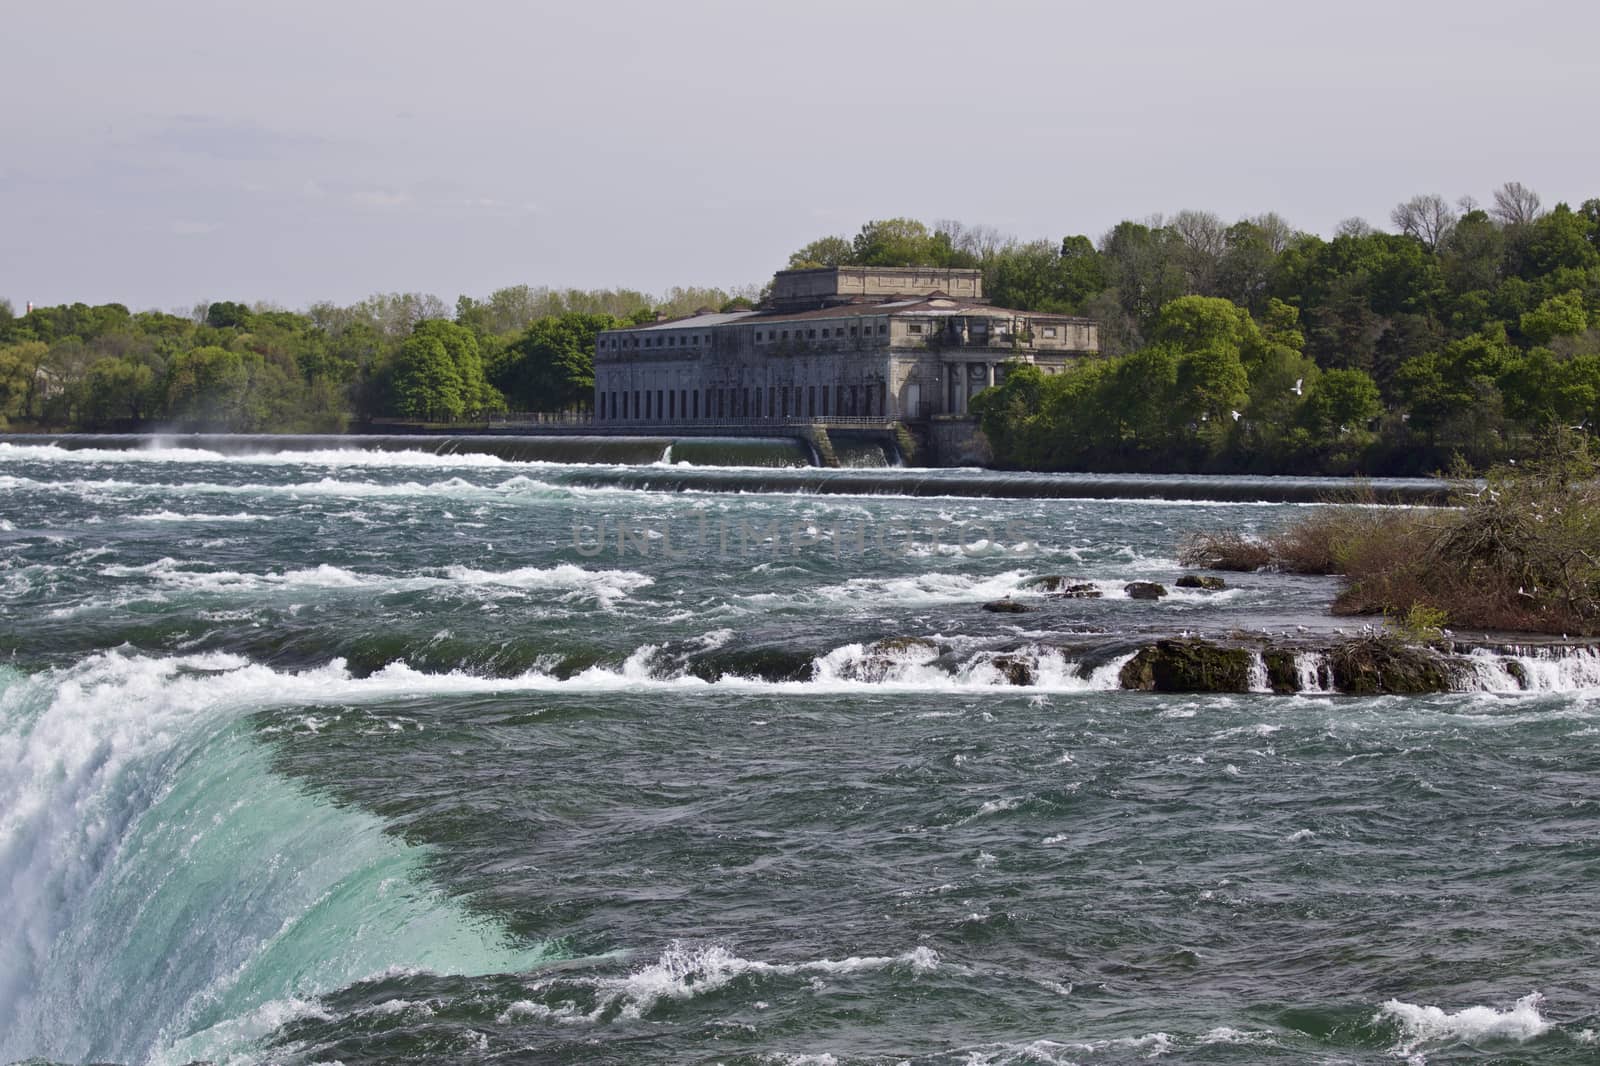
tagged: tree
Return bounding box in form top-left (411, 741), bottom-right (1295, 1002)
top-left (1168, 209), bottom-right (1227, 296)
top-left (492, 312), bottom-right (615, 411)
top-left (986, 241), bottom-right (1069, 312)
top-left (1491, 181), bottom-right (1543, 227)
top-left (166, 345), bottom-right (252, 427)
top-left (203, 301), bottom-right (252, 330)
top-left (80, 357), bottom-right (157, 427)
top-left (1391, 193), bottom-right (1457, 249)
top-left (1300, 369), bottom-right (1382, 439)
top-left (0, 341), bottom-right (46, 425)
top-left (390, 333), bottom-right (466, 422)
top-left (850, 219), bottom-right (961, 267)
top-left (1520, 290), bottom-right (1589, 345)
top-left (1099, 220), bottom-right (1186, 331)
top-left (786, 236), bottom-right (854, 269)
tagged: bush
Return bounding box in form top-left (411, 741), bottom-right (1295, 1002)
top-left (1185, 430), bottom-right (1600, 635)
top-left (1177, 530), bottom-right (1272, 571)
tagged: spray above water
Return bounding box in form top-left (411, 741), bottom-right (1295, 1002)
top-left (0, 653), bottom-right (555, 1066)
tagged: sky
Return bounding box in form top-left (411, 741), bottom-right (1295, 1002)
top-left (2, 0), bottom-right (1595, 313)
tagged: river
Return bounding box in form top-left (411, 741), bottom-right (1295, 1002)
top-left (0, 437), bottom-right (1595, 1065)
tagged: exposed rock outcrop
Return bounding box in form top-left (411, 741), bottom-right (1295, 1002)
top-left (1119, 639), bottom-right (1251, 693)
top-left (1124, 581), bottom-right (1168, 600)
top-left (983, 598), bottom-right (1032, 614)
top-left (1328, 637), bottom-right (1459, 694)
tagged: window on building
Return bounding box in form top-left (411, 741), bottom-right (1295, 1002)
top-left (878, 324), bottom-right (887, 334)
top-left (781, 330), bottom-right (789, 339)
top-left (908, 323), bottom-right (924, 334)
top-left (1042, 326), bottom-right (1058, 338)
top-left (850, 326), bottom-right (857, 337)
top-left (807, 329), bottom-right (816, 338)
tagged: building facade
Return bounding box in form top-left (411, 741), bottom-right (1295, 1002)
top-left (593, 267), bottom-right (1098, 424)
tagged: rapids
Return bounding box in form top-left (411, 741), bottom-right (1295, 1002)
top-left (1, 436), bottom-right (1596, 1065)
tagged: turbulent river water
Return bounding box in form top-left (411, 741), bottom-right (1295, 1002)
top-left (1, 437), bottom-right (1597, 1065)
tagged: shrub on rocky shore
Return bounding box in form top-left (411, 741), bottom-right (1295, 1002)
top-left (1180, 431), bottom-right (1600, 636)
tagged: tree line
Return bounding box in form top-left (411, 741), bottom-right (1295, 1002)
top-left (0, 285), bottom-right (756, 432)
top-left (790, 188), bottom-right (1600, 473)
top-left (5, 183), bottom-right (1597, 476)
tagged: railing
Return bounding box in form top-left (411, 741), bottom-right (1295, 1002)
top-left (486, 411), bottom-right (595, 426)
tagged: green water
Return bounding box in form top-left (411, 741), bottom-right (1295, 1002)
top-left (1, 438), bottom-right (1596, 1065)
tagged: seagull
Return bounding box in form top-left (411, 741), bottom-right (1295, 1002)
top-left (1291, 378), bottom-right (1303, 396)
top-left (1231, 410), bottom-right (1242, 421)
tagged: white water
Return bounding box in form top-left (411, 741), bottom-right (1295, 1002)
top-left (0, 653), bottom-right (553, 1065)
top-left (95, 557), bottom-right (655, 609)
top-left (1377, 991), bottom-right (1552, 1057)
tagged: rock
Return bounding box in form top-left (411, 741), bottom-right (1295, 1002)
top-left (1124, 581), bottom-right (1168, 600)
top-left (1262, 648), bottom-right (1300, 694)
top-left (982, 598), bottom-right (1032, 614)
top-left (990, 654), bottom-right (1036, 686)
top-left (1021, 575), bottom-right (1073, 592)
top-left (1176, 575), bottom-right (1227, 590)
top-left (1058, 583), bottom-right (1102, 599)
top-left (1328, 637), bottom-right (1458, 694)
top-left (869, 636), bottom-right (940, 655)
top-left (688, 645), bottom-right (818, 683)
top-left (824, 636), bottom-right (946, 684)
top-left (1502, 658), bottom-right (1530, 690)
top-left (1119, 639), bottom-right (1251, 693)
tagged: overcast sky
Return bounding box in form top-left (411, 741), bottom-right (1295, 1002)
top-left (3, 0), bottom-right (1595, 312)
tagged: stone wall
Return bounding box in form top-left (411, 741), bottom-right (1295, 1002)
top-left (924, 416), bottom-right (994, 467)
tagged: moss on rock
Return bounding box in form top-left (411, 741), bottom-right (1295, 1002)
top-left (1119, 639), bottom-right (1252, 693)
top-left (1329, 637), bottom-right (1457, 694)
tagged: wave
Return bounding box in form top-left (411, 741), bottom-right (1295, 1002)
top-left (0, 651), bottom-right (555, 1066)
top-left (1376, 991), bottom-right (1553, 1056)
top-left (0, 471), bottom-right (634, 506)
top-left (499, 940), bottom-right (939, 1025)
top-left (0, 440), bottom-right (522, 470)
top-left (91, 558), bottom-right (655, 610)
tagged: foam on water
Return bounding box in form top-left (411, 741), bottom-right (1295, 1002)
top-left (1377, 991), bottom-right (1552, 1056)
top-left (501, 941), bottom-right (939, 1025)
top-left (0, 653), bottom-right (555, 1065)
top-left (93, 557), bottom-right (655, 609)
top-left (0, 440), bottom-right (519, 470)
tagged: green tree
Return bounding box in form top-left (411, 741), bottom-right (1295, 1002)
top-left (0, 341), bottom-right (47, 425)
top-left (493, 312), bottom-right (615, 411)
top-left (787, 236), bottom-right (855, 269)
top-left (166, 346), bottom-right (252, 427)
top-left (1300, 368), bottom-right (1382, 440)
top-left (80, 357), bottom-right (158, 427)
top-left (1521, 290), bottom-right (1589, 344)
top-left (390, 333), bottom-right (465, 421)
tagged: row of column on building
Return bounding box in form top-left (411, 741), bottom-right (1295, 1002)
top-left (597, 381), bottom-right (891, 422)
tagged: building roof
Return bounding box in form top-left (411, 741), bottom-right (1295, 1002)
top-left (603, 297), bottom-right (1093, 333)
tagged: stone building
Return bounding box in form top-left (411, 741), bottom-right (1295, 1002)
top-left (593, 266), bottom-right (1098, 424)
